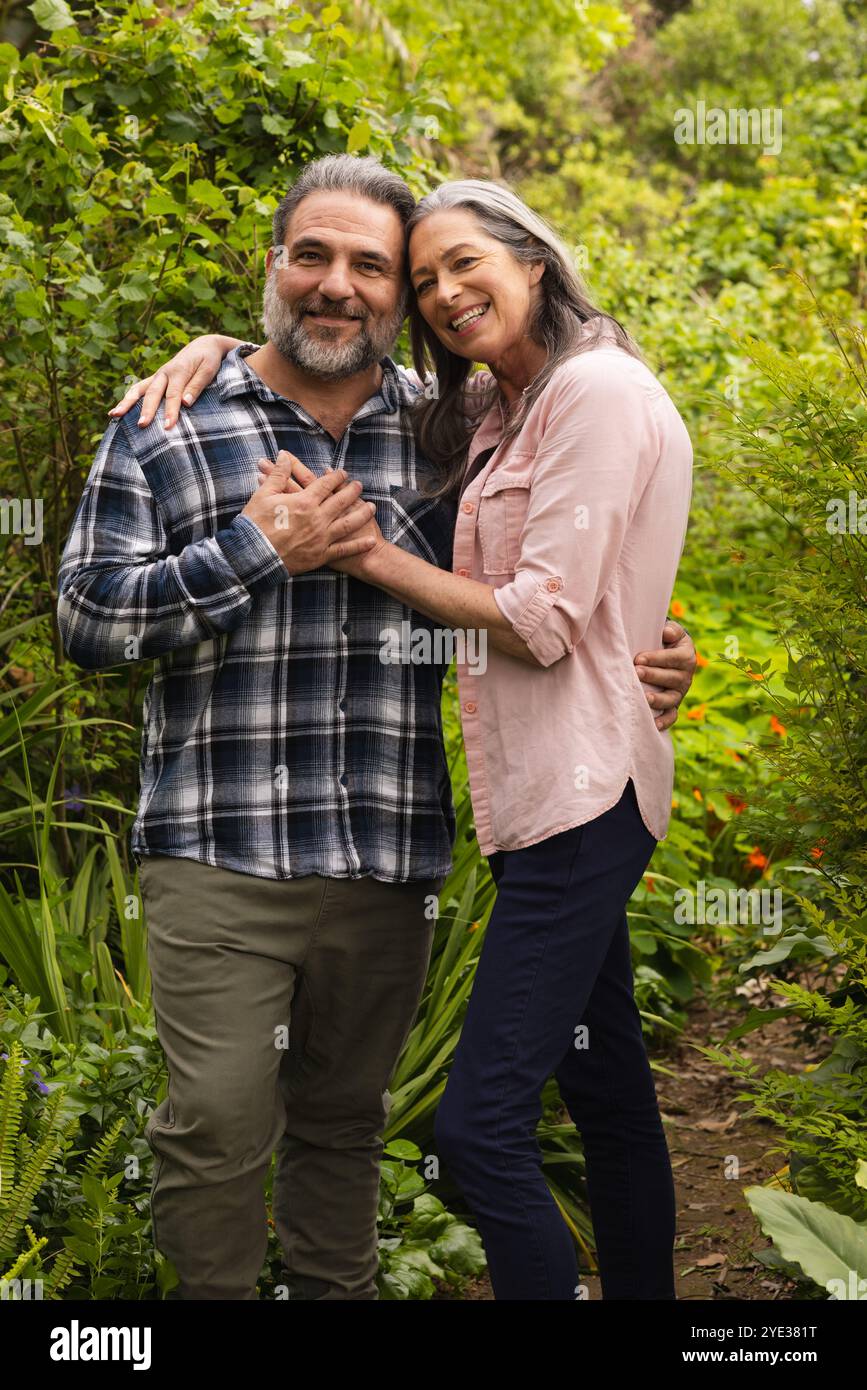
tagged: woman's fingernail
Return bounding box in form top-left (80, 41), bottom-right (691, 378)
top-left (183, 393), bottom-right (194, 404)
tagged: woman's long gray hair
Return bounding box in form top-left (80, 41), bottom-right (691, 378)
top-left (405, 179), bottom-right (643, 498)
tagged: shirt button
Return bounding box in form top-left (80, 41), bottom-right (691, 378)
top-left (457, 568), bottom-right (470, 577)
top-left (461, 501), bottom-right (474, 514)
top-left (342, 622), bottom-right (350, 634)
top-left (339, 774), bottom-right (348, 787)
top-left (464, 701), bottom-right (477, 714)
top-left (339, 699), bottom-right (347, 712)
top-left (546, 578), bottom-right (562, 592)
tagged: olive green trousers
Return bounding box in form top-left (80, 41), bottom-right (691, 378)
top-left (137, 854), bottom-right (441, 1300)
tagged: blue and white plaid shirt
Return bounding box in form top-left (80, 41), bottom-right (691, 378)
top-left (58, 346), bottom-right (459, 883)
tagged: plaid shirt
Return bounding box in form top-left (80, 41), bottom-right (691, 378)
top-left (57, 347), bottom-right (459, 883)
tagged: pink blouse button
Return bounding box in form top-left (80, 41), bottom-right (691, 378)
top-left (545, 578), bottom-right (562, 592)
top-left (461, 501), bottom-right (474, 514)
top-left (457, 567), bottom-right (470, 577)
top-left (464, 701), bottom-right (478, 714)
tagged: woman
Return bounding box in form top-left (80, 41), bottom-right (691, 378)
top-left (112, 180), bottom-right (692, 1300)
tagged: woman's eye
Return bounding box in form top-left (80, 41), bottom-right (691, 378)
top-left (414, 279), bottom-right (434, 295)
top-left (454, 257), bottom-right (476, 269)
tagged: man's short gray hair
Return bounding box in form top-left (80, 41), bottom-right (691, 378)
top-left (271, 154), bottom-right (416, 250)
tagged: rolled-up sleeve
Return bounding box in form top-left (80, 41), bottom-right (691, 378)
top-left (491, 355), bottom-right (656, 667)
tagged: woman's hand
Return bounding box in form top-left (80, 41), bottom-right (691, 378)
top-left (256, 454), bottom-right (386, 575)
top-left (108, 334), bottom-right (245, 430)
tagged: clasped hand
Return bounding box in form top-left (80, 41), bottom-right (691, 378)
top-left (243, 450), bottom-right (384, 575)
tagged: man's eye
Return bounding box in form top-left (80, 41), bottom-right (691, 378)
top-left (358, 262), bottom-right (382, 273)
top-left (297, 251), bottom-right (321, 262)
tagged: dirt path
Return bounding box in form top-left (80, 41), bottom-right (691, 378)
top-left (441, 988), bottom-right (816, 1301)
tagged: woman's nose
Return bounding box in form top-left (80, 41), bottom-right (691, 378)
top-left (435, 277), bottom-right (461, 310)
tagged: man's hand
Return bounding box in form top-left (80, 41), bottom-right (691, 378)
top-left (634, 620), bottom-right (697, 732)
top-left (243, 452), bottom-right (378, 574)
top-left (255, 453), bottom-right (386, 575)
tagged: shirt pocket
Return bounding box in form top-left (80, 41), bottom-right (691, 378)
top-left (388, 485), bottom-right (457, 570)
top-left (477, 467), bottom-right (533, 575)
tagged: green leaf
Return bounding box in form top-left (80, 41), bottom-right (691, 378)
top-left (262, 113), bottom-right (290, 137)
top-left (14, 287), bottom-right (46, 318)
top-left (382, 1139), bottom-right (421, 1160)
top-left (76, 273), bottom-right (106, 296)
top-left (347, 119), bottom-right (371, 153)
top-left (81, 1173), bottom-right (111, 1212)
top-left (745, 1187), bottom-right (867, 1297)
top-left (30, 0), bottom-right (76, 33)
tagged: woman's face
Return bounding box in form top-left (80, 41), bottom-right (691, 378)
top-left (407, 208), bottom-right (544, 364)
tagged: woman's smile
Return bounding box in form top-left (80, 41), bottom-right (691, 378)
top-left (447, 302), bottom-right (491, 335)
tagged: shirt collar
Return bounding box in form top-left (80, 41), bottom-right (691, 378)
top-left (217, 344), bottom-right (401, 417)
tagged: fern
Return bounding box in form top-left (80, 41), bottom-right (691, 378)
top-left (0, 1040), bottom-right (27, 1196)
top-left (81, 1116), bottom-right (125, 1182)
top-left (0, 1060), bottom-right (77, 1263)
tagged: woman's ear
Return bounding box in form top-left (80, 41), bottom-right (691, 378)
top-left (529, 260), bottom-right (545, 287)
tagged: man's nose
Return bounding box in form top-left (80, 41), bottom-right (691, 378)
top-left (316, 260), bottom-right (355, 301)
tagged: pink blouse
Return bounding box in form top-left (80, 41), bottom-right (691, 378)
top-left (449, 329), bottom-right (693, 855)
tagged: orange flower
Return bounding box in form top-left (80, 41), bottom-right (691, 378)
top-left (686, 703), bottom-right (707, 721)
top-left (725, 793), bottom-right (747, 814)
top-left (671, 797), bottom-right (679, 809)
top-left (810, 839), bottom-right (827, 861)
top-left (770, 714), bottom-right (787, 737)
top-left (693, 787), bottom-right (703, 801)
top-left (670, 600), bottom-right (686, 618)
top-left (746, 847), bottom-right (768, 869)
top-left (695, 651), bottom-right (709, 668)
top-left (644, 875), bottom-right (657, 893)
top-left (725, 747), bottom-right (743, 762)
top-left (748, 670), bottom-right (765, 681)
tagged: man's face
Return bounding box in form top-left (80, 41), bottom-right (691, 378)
top-left (262, 190), bottom-right (408, 381)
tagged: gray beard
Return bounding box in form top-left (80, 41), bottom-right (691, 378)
top-left (261, 273), bottom-right (405, 382)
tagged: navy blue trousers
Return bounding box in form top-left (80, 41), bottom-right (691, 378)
top-left (434, 780), bottom-right (677, 1300)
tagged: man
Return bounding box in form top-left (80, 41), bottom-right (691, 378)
top-left (58, 153), bottom-right (696, 1301)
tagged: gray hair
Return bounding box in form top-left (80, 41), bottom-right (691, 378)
top-left (272, 154), bottom-right (417, 318)
top-left (405, 179), bottom-right (643, 495)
